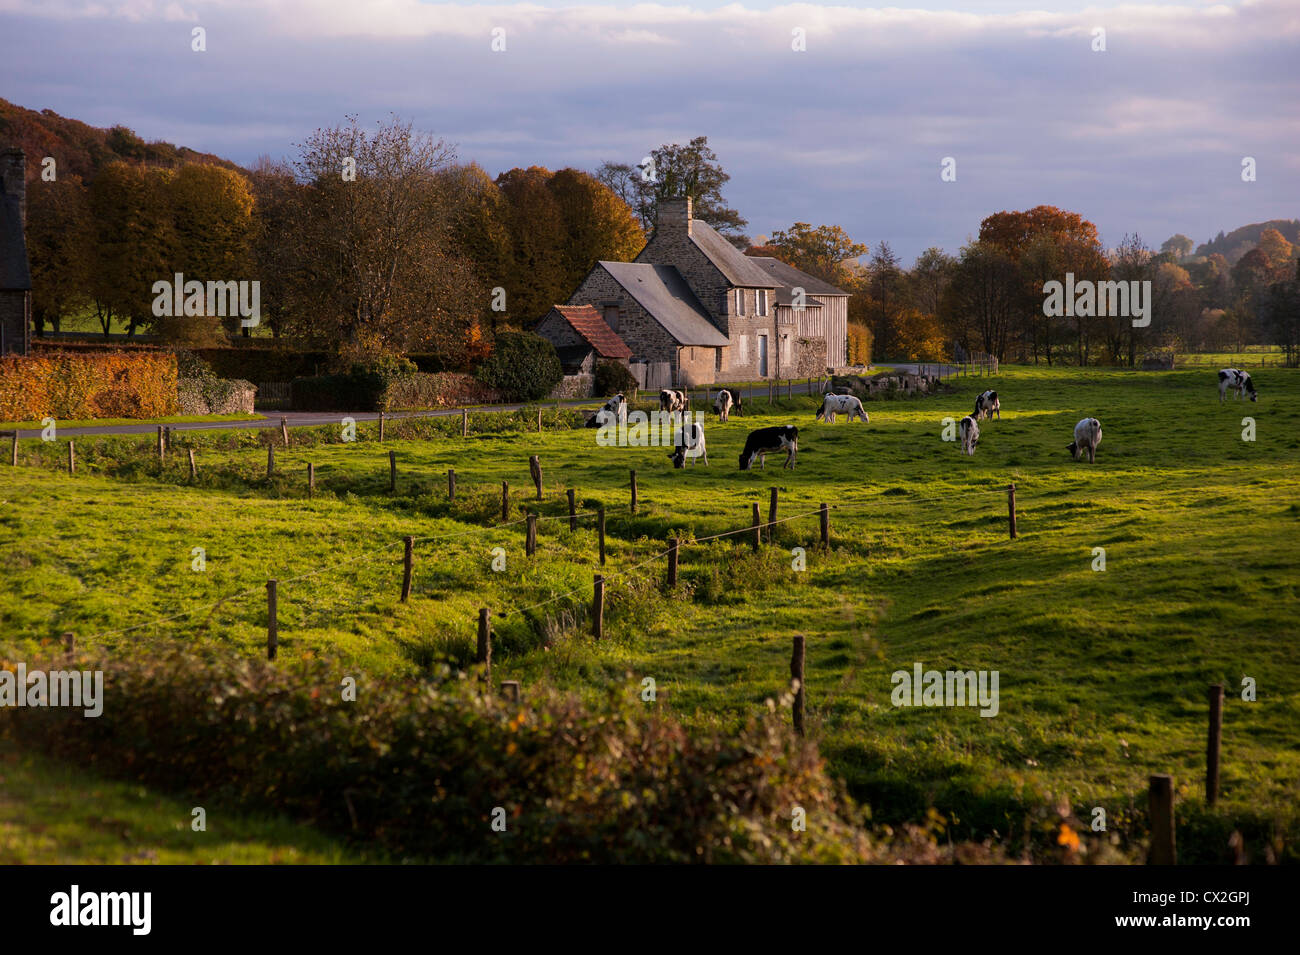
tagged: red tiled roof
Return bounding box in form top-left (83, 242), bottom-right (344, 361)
top-left (552, 305), bottom-right (633, 359)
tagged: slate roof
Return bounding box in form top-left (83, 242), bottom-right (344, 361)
top-left (0, 196), bottom-right (30, 291)
top-left (549, 304), bottom-right (632, 359)
top-left (745, 256), bottom-right (849, 301)
top-left (688, 219), bottom-right (779, 289)
top-left (598, 261), bottom-right (730, 347)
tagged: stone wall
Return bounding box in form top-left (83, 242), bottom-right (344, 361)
top-left (548, 374), bottom-right (594, 400)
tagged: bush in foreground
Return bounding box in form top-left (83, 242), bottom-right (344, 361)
top-left (5, 648), bottom-right (891, 863)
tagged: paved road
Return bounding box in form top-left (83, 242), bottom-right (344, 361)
top-left (12, 369), bottom-right (951, 439)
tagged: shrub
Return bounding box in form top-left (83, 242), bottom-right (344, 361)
top-left (476, 332), bottom-right (563, 402)
top-left (381, 372), bottom-right (503, 411)
top-left (593, 361), bottom-right (637, 397)
top-left (5, 648), bottom-right (881, 863)
top-left (0, 351), bottom-right (179, 421)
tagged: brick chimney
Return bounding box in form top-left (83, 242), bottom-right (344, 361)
top-left (1, 148), bottom-right (25, 227)
top-left (656, 196), bottom-right (692, 237)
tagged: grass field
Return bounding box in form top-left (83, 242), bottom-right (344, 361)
top-left (2, 365), bottom-right (1297, 862)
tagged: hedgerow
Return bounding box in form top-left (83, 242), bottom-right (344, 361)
top-left (0, 351), bottom-right (179, 420)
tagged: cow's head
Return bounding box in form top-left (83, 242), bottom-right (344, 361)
top-left (668, 448), bottom-right (687, 468)
top-left (738, 451), bottom-right (752, 470)
top-left (1066, 441), bottom-right (1078, 458)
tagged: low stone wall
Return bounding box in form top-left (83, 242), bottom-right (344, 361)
top-left (549, 374), bottom-right (594, 400)
top-left (178, 377), bottom-right (256, 415)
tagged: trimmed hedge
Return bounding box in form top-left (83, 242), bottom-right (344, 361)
top-left (382, 372), bottom-right (502, 411)
top-left (0, 351), bottom-right (179, 420)
top-left (594, 361), bottom-right (637, 397)
top-left (476, 332), bottom-right (563, 402)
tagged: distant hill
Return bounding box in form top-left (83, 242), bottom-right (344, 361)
top-left (1196, 219), bottom-right (1300, 264)
top-left (0, 98), bottom-right (244, 183)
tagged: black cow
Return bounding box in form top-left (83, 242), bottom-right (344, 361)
top-left (738, 425), bottom-right (798, 470)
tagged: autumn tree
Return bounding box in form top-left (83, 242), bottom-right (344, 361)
top-left (940, 241), bottom-right (1019, 361)
top-left (26, 173), bottom-right (92, 335)
top-left (596, 136), bottom-right (748, 246)
top-left (276, 115), bottom-right (482, 366)
top-left (88, 162), bottom-right (176, 336)
top-left (1160, 234), bottom-right (1195, 261)
top-left (762, 222), bottom-right (866, 286)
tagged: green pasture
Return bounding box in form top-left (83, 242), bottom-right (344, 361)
top-left (2, 364), bottom-right (1297, 861)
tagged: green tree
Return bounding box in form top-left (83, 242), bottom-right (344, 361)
top-left (763, 222), bottom-right (866, 286)
top-left (26, 174), bottom-right (92, 335)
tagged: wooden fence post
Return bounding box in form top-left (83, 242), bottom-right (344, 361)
top-left (266, 579), bottom-right (278, 660)
top-left (157, 426), bottom-right (165, 462)
top-left (1207, 684), bottom-right (1224, 807)
top-left (768, 380), bottom-right (773, 404)
top-left (791, 635), bottom-right (806, 736)
top-left (401, 535), bottom-right (414, 602)
top-left (592, 574), bottom-right (605, 640)
top-left (630, 469), bottom-right (638, 514)
top-left (282, 417), bottom-right (291, 446)
top-left (530, 455), bottom-right (542, 499)
top-left (567, 488), bottom-right (576, 531)
top-left (501, 481), bottom-right (509, 521)
top-left (752, 502), bottom-right (762, 552)
top-left (526, 513), bottom-right (537, 556)
top-left (462, 409), bottom-right (469, 437)
top-left (1007, 483), bottom-right (1017, 539)
top-left (448, 469), bottom-right (456, 501)
top-left (67, 440), bottom-right (75, 475)
top-left (1148, 774), bottom-right (1176, 864)
top-left (477, 607), bottom-right (491, 678)
top-left (188, 448), bottom-right (197, 482)
top-left (537, 407), bottom-right (542, 433)
top-left (63, 631), bottom-right (75, 655)
top-left (667, 537), bottom-right (679, 589)
top-left (378, 412), bottom-right (385, 442)
top-left (501, 680), bottom-right (520, 703)
top-left (307, 462), bottom-right (315, 497)
top-left (267, 444), bottom-right (275, 478)
top-left (597, 504), bottom-right (606, 566)
top-left (9, 432), bottom-right (16, 466)
top-left (820, 502), bottom-right (830, 547)
top-left (389, 450), bottom-right (397, 493)
top-left (768, 486), bottom-right (778, 543)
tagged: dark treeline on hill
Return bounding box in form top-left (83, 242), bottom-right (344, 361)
top-left (5, 101), bottom-right (1299, 370)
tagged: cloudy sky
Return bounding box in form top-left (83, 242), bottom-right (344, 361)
top-left (1, 0), bottom-right (1296, 261)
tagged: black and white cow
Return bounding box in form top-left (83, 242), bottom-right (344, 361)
top-left (1067, 417), bottom-right (1102, 463)
top-left (958, 415), bottom-right (980, 456)
top-left (667, 421), bottom-right (708, 468)
top-left (585, 392), bottom-right (627, 428)
top-left (739, 425), bottom-right (798, 470)
top-left (974, 390), bottom-right (1001, 421)
top-left (1218, 368), bottom-right (1258, 403)
top-left (721, 388), bottom-right (743, 416)
top-left (659, 389), bottom-right (687, 413)
top-left (713, 389), bottom-right (733, 422)
top-left (815, 393), bottom-right (869, 424)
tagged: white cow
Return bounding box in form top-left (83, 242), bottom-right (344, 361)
top-left (668, 421), bottom-right (708, 467)
top-left (974, 390), bottom-right (1001, 421)
top-left (816, 393), bottom-right (869, 424)
top-left (1218, 368), bottom-right (1258, 403)
top-left (958, 415), bottom-right (980, 456)
top-left (1067, 417), bottom-right (1102, 463)
top-left (659, 389), bottom-right (687, 413)
top-left (713, 389), bottom-right (733, 422)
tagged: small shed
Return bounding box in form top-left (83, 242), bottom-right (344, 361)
top-left (535, 304), bottom-right (632, 374)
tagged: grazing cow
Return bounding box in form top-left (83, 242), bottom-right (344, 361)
top-left (668, 421), bottom-right (708, 468)
top-left (1067, 417), bottom-right (1103, 463)
top-left (974, 390), bottom-right (1001, 421)
top-left (739, 425), bottom-right (799, 470)
top-left (585, 392), bottom-right (627, 428)
top-left (659, 389), bottom-right (687, 413)
top-left (713, 388), bottom-right (733, 422)
top-left (722, 388), bottom-right (743, 416)
top-left (958, 415), bottom-right (980, 456)
top-left (1218, 368), bottom-right (1258, 403)
top-left (815, 393), bottom-right (869, 424)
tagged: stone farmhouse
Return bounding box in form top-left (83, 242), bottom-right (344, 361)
top-left (547, 197), bottom-right (848, 388)
top-left (0, 148), bottom-right (31, 356)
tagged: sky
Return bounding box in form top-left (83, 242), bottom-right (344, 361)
top-left (1, 0), bottom-right (1297, 262)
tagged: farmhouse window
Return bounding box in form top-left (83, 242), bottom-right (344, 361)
top-left (757, 289), bottom-right (768, 316)
top-left (603, 305), bottom-right (620, 332)
top-left (735, 288), bottom-right (745, 316)
top-left (716, 349), bottom-right (723, 372)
